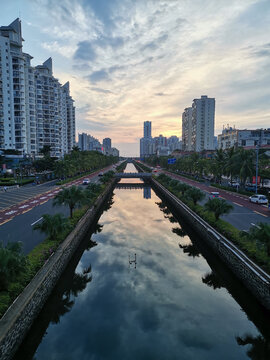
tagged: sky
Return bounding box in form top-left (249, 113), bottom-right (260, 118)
top-left (1, 0), bottom-right (270, 156)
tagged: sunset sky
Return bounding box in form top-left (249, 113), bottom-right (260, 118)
top-left (1, 0), bottom-right (270, 156)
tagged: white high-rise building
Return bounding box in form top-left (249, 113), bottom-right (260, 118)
top-left (182, 107), bottom-right (193, 151)
top-left (0, 18), bottom-right (75, 157)
top-left (191, 95), bottom-right (215, 152)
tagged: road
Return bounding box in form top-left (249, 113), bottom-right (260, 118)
top-left (0, 167), bottom-right (112, 253)
top-left (163, 170), bottom-right (270, 231)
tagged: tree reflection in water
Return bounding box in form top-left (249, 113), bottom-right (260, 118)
top-left (156, 201), bottom-right (201, 258)
top-left (155, 196), bottom-right (270, 357)
top-left (236, 333), bottom-right (270, 360)
top-left (202, 271), bottom-right (224, 290)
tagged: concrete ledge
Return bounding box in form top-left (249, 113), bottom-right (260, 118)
top-left (0, 180), bottom-right (116, 360)
top-left (151, 178), bottom-right (270, 309)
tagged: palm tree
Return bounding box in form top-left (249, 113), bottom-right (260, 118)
top-left (234, 148), bottom-right (255, 186)
top-left (53, 186), bottom-right (86, 218)
top-left (186, 187), bottom-right (205, 205)
top-left (247, 222), bottom-right (270, 256)
top-left (33, 213), bottom-right (69, 240)
top-left (213, 149), bottom-right (226, 183)
top-left (204, 198), bottom-right (233, 220)
top-left (0, 242), bottom-right (26, 290)
top-left (225, 147), bottom-right (238, 184)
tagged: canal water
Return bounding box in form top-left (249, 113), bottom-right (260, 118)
top-left (15, 163), bottom-right (270, 359)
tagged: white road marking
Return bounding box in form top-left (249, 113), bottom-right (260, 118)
top-left (31, 217), bottom-right (43, 226)
top-left (40, 196), bottom-right (47, 200)
top-left (19, 204), bottom-right (29, 209)
top-left (5, 210), bottom-right (17, 215)
top-left (254, 211), bottom-right (268, 218)
top-left (30, 200), bottom-right (38, 204)
top-left (233, 202), bottom-right (243, 207)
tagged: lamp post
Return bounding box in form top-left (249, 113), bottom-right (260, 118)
top-left (255, 144), bottom-right (259, 194)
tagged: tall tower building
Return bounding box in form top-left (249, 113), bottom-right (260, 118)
top-left (191, 95), bottom-right (215, 152)
top-left (144, 121), bottom-right (151, 138)
top-left (182, 107), bottom-right (193, 151)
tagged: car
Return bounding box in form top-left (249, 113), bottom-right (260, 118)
top-left (98, 172), bottom-right (104, 177)
top-left (209, 191), bottom-right (220, 198)
top-left (249, 194), bottom-right (268, 204)
top-left (228, 181), bottom-right (240, 188)
top-left (82, 178), bottom-right (90, 185)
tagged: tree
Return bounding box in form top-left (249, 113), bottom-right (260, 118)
top-left (233, 148), bottom-right (255, 186)
top-left (204, 198), bottom-right (233, 220)
top-left (246, 222), bottom-right (270, 256)
top-left (186, 187), bottom-right (205, 205)
top-left (0, 242), bottom-right (26, 290)
top-left (33, 213), bottom-right (69, 240)
top-left (40, 145), bottom-right (52, 157)
top-left (53, 186), bottom-right (86, 218)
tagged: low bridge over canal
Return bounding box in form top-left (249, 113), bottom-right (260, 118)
top-left (114, 172), bottom-right (152, 179)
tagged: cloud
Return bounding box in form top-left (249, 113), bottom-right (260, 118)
top-left (90, 87), bottom-right (113, 94)
top-left (74, 41), bottom-right (97, 61)
top-left (140, 33), bottom-right (168, 52)
top-left (87, 70), bottom-right (110, 83)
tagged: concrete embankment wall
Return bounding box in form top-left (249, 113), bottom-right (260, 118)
top-left (151, 178), bottom-right (270, 310)
top-left (0, 180), bottom-right (116, 360)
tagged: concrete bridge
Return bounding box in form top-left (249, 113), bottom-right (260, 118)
top-left (116, 183), bottom-right (148, 189)
top-left (114, 172), bottom-right (152, 178)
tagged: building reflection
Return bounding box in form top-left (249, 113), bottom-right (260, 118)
top-left (143, 186), bottom-right (151, 199)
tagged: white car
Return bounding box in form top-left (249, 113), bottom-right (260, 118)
top-left (249, 194), bottom-right (268, 204)
top-left (209, 192), bottom-right (220, 199)
top-left (82, 178), bottom-right (90, 185)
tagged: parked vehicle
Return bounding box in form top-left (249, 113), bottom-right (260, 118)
top-left (209, 191), bottom-right (220, 198)
top-left (228, 181), bottom-right (240, 188)
top-left (98, 172), bottom-right (104, 177)
top-left (82, 178), bottom-right (90, 185)
top-left (245, 184), bottom-right (256, 192)
top-left (249, 194), bottom-right (268, 204)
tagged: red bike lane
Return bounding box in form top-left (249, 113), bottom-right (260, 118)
top-left (163, 171), bottom-right (269, 218)
top-left (0, 166), bottom-right (113, 226)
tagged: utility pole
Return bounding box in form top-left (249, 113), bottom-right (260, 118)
top-left (255, 130), bottom-right (262, 194)
top-left (255, 144), bottom-right (259, 194)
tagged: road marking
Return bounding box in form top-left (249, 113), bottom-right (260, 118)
top-left (0, 219), bottom-right (11, 226)
top-left (21, 208), bottom-right (32, 214)
top-left (254, 211), bottom-right (268, 218)
top-left (5, 210), bottom-right (17, 215)
top-left (30, 200), bottom-right (38, 204)
top-left (233, 202), bottom-right (243, 207)
top-left (31, 217), bottom-right (43, 226)
top-left (40, 196), bottom-right (47, 200)
top-left (19, 204), bottom-right (29, 209)
top-left (39, 201), bottom-right (47, 205)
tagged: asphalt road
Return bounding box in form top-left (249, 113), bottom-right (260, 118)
top-left (163, 170), bottom-right (270, 231)
top-left (0, 166), bottom-right (112, 254)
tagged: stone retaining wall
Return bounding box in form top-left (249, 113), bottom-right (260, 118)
top-left (151, 178), bottom-right (270, 310)
top-left (0, 180), bottom-right (116, 360)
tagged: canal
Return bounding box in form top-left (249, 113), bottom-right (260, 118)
top-left (15, 163), bottom-right (270, 359)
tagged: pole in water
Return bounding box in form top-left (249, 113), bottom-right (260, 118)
top-left (129, 253), bottom-right (137, 269)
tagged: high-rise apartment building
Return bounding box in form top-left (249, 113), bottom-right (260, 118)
top-left (140, 121), bottom-right (153, 158)
top-left (144, 121), bottom-right (151, 138)
top-left (191, 95), bottom-right (215, 152)
top-left (103, 137), bottom-right (111, 150)
top-left (0, 18), bottom-right (75, 157)
top-left (182, 107), bottom-right (193, 151)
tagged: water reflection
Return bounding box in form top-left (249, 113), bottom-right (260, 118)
top-left (155, 197), bottom-right (270, 360)
top-left (14, 177), bottom-right (270, 360)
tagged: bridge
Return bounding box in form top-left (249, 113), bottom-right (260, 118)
top-left (116, 183), bottom-right (149, 189)
top-left (114, 172), bottom-right (152, 178)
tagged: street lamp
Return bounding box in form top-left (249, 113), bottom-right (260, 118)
top-left (255, 144), bottom-right (259, 194)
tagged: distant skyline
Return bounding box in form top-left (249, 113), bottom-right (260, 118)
top-left (1, 0), bottom-right (270, 156)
